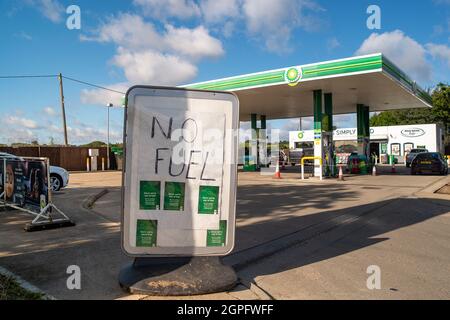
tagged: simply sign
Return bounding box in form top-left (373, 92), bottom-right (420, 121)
top-left (122, 86), bottom-right (239, 256)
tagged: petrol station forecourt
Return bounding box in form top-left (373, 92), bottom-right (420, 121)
top-left (183, 53), bottom-right (433, 176)
top-left (1, 53), bottom-right (449, 300)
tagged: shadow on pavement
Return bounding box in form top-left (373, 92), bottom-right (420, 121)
top-left (229, 196), bottom-right (450, 292)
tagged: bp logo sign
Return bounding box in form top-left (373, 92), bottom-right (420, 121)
top-left (297, 132), bottom-right (304, 139)
top-left (285, 67), bottom-right (302, 86)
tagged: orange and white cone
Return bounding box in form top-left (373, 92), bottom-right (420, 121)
top-left (338, 166), bottom-right (344, 181)
top-left (372, 165), bottom-right (377, 176)
top-left (274, 161), bottom-right (282, 179)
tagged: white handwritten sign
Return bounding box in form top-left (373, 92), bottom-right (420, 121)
top-left (122, 87), bottom-right (239, 256)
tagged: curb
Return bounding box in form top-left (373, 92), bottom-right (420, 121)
top-left (82, 189), bottom-right (109, 209)
top-left (0, 266), bottom-right (55, 300)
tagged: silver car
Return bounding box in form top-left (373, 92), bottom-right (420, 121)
top-left (406, 148), bottom-right (428, 167)
top-left (0, 152), bottom-right (69, 191)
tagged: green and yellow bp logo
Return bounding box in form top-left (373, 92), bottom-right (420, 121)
top-left (285, 67), bottom-right (302, 86)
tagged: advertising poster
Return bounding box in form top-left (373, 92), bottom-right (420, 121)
top-left (136, 219), bottom-right (157, 247)
top-left (1, 158), bottom-right (49, 212)
top-left (207, 221), bottom-right (227, 247)
top-left (163, 182), bottom-right (185, 211)
top-left (140, 181), bottom-right (160, 210)
top-left (198, 186), bottom-right (219, 215)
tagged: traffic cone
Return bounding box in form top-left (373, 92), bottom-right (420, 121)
top-left (338, 166), bottom-right (344, 181)
top-left (372, 165), bottom-right (377, 176)
top-left (391, 162), bottom-right (396, 174)
top-left (273, 161), bottom-right (282, 179)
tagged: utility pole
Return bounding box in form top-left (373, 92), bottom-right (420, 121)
top-left (58, 73), bottom-right (69, 146)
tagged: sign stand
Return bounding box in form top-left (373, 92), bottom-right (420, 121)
top-left (119, 256), bottom-right (237, 296)
top-left (120, 86), bottom-right (239, 296)
top-left (0, 157), bottom-right (75, 231)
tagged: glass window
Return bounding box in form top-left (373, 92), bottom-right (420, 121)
top-left (391, 143), bottom-right (401, 156)
top-left (404, 143), bottom-right (414, 154)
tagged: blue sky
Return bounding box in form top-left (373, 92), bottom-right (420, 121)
top-left (0, 0), bottom-right (449, 145)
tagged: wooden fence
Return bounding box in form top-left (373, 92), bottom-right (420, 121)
top-left (0, 146), bottom-right (117, 171)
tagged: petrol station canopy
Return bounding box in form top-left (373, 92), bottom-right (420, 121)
top-left (183, 53), bottom-right (432, 121)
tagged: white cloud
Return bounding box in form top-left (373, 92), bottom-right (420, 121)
top-left (27, 0), bottom-right (64, 23)
top-left (4, 116), bottom-right (40, 129)
top-left (80, 14), bottom-right (163, 51)
top-left (133, 0), bottom-right (201, 20)
top-left (80, 83), bottom-right (127, 107)
top-left (112, 47), bottom-right (198, 85)
top-left (43, 107), bottom-right (57, 116)
top-left (164, 25), bottom-right (224, 59)
top-left (327, 37), bottom-right (341, 51)
top-left (242, 0), bottom-right (324, 53)
top-left (79, 13), bottom-right (224, 102)
top-left (356, 30), bottom-right (432, 81)
top-left (426, 43), bottom-right (450, 67)
top-left (14, 31), bottom-right (33, 41)
top-left (200, 0), bottom-right (241, 23)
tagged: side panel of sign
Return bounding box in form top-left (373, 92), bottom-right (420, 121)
top-left (2, 158), bottom-right (49, 211)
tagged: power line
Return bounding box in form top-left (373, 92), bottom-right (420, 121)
top-left (0, 74), bottom-right (126, 95)
top-left (62, 76), bottom-right (125, 95)
top-left (0, 75), bottom-right (58, 79)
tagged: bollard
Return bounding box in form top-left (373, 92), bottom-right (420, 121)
top-left (102, 157), bottom-right (105, 171)
top-left (338, 165), bottom-right (344, 181)
top-left (301, 163), bottom-right (305, 180)
top-left (391, 162), bottom-right (396, 174)
top-left (273, 160), bottom-right (282, 179)
top-left (86, 157), bottom-right (90, 172)
top-left (372, 165), bottom-right (377, 176)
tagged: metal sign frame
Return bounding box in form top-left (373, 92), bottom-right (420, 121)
top-left (0, 156), bottom-right (72, 229)
top-left (121, 86), bottom-right (239, 257)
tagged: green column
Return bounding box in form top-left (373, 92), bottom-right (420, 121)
top-left (323, 93), bottom-right (333, 132)
top-left (260, 115), bottom-right (268, 167)
top-left (357, 104), bottom-right (364, 153)
top-left (313, 90), bottom-right (323, 177)
top-left (357, 104), bottom-right (370, 173)
top-left (323, 93), bottom-right (334, 176)
top-left (244, 113), bottom-right (258, 171)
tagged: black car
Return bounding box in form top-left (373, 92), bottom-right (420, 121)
top-left (411, 152), bottom-right (448, 175)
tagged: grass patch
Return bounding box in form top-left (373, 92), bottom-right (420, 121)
top-left (0, 274), bottom-right (44, 300)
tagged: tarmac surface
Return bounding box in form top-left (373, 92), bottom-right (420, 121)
top-left (0, 166), bottom-right (449, 299)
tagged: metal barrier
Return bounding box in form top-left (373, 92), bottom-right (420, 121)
top-left (301, 156), bottom-right (323, 180)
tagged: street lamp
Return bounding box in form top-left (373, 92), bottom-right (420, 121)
top-left (106, 103), bottom-right (113, 170)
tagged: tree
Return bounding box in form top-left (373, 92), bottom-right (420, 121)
top-left (431, 83), bottom-right (450, 133)
top-left (81, 140), bottom-right (107, 148)
top-left (370, 83), bottom-right (449, 131)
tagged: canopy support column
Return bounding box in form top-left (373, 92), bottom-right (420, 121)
top-left (357, 104), bottom-right (370, 159)
top-left (313, 90), bottom-right (323, 178)
top-left (323, 93), bottom-right (334, 177)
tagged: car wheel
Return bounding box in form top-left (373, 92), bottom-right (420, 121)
top-left (50, 174), bottom-right (63, 192)
top-left (406, 163), bottom-right (410, 168)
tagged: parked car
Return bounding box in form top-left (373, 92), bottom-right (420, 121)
top-left (411, 152), bottom-right (448, 175)
top-left (406, 148), bottom-right (428, 167)
top-left (0, 152), bottom-right (69, 191)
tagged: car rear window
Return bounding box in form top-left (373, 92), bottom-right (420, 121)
top-left (414, 153), bottom-right (428, 160)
